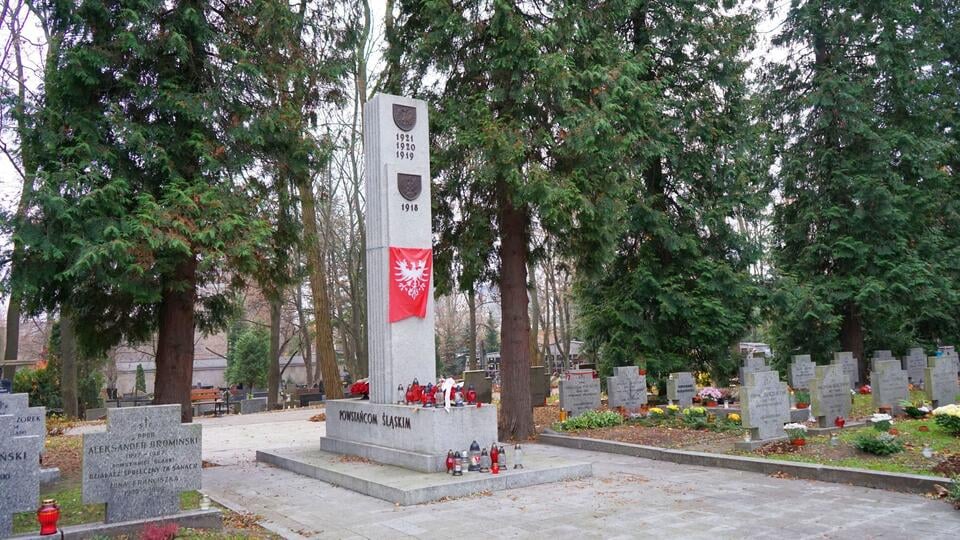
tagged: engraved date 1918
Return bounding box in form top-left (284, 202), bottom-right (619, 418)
top-left (396, 133), bottom-right (415, 160)
top-left (401, 202), bottom-right (419, 212)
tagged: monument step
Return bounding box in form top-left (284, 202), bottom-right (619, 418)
top-left (256, 446), bottom-right (592, 506)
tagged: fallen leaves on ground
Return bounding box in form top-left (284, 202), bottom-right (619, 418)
top-left (309, 413), bottom-right (326, 422)
top-left (223, 512), bottom-right (263, 530)
top-left (769, 470), bottom-right (795, 479)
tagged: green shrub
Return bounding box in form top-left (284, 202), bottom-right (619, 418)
top-left (556, 410), bottom-right (623, 431)
top-left (934, 413), bottom-right (960, 436)
top-left (853, 432), bottom-right (904, 456)
top-left (681, 406), bottom-right (709, 429)
top-left (13, 366), bottom-right (62, 410)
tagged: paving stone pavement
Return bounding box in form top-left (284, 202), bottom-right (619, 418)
top-left (201, 409), bottom-right (960, 539)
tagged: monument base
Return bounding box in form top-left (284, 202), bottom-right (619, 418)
top-left (322, 398), bottom-right (497, 472)
top-left (12, 509), bottom-right (221, 540)
top-left (257, 446), bottom-right (592, 505)
top-left (807, 421), bottom-right (866, 436)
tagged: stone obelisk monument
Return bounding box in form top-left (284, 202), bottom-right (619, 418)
top-left (320, 94), bottom-right (496, 472)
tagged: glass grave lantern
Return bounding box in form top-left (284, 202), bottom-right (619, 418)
top-left (479, 449), bottom-right (491, 472)
top-left (513, 444), bottom-right (524, 469)
top-left (468, 440), bottom-right (482, 471)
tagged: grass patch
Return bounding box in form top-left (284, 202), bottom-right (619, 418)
top-left (13, 487), bottom-right (199, 534)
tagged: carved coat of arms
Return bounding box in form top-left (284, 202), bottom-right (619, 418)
top-left (393, 104), bottom-right (416, 131)
top-left (397, 173), bottom-right (421, 201)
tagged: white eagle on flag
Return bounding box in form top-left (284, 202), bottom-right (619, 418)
top-left (394, 256), bottom-right (429, 299)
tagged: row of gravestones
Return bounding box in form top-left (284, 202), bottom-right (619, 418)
top-left (0, 396), bottom-right (201, 537)
top-left (557, 366), bottom-right (650, 418)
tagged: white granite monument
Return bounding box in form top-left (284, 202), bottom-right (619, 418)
top-left (320, 94), bottom-right (496, 472)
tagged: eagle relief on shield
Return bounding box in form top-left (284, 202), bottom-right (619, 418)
top-left (397, 173), bottom-right (421, 201)
top-left (393, 104), bottom-right (417, 132)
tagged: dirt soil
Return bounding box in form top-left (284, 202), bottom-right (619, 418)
top-left (560, 423), bottom-right (742, 452)
top-left (43, 434), bottom-right (83, 483)
top-left (932, 453), bottom-right (960, 476)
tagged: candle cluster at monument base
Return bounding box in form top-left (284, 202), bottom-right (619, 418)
top-left (397, 378), bottom-right (479, 407)
top-left (445, 442), bottom-right (524, 476)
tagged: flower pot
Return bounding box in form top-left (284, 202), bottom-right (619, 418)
top-left (918, 425), bottom-right (930, 432)
top-left (790, 438), bottom-right (806, 447)
top-left (796, 403), bottom-right (809, 409)
top-left (888, 428), bottom-right (900, 436)
top-left (639, 369), bottom-right (647, 376)
top-left (706, 401), bottom-right (718, 407)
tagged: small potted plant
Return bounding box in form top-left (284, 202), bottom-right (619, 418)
top-left (933, 404), bottom-right (960, 435)
top-left (697, 387), bottom-right (723, 407)
top-left (793, 389), bottom-right (810, 409)
top-left (784, 423), bottom-right (808, 446)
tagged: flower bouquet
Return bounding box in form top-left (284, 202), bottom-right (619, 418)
top-left (793, 389), bottom-right (810, 409)
top-left (697, 387), bottom-right (723, 407)
top-left (859, 384), bottom-right (872, 395)
top-left (784, 422), bottom-right (808, 446)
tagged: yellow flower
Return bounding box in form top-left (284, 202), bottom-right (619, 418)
top-left (666, 404), bottom-right (680, 411)
top-left (728, 413), bottom-right (741, 423)
top-left (649, 407), bottom-right (665, 416)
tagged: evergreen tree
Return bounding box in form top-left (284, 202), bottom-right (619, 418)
top-left (390, 1), bottom-right (646, 439)
top-left (135, 364), bottom-right (146, 396)
top-left (763, 1), bottom-right (958, 376)
top-left (17, 1), bottom-right (291, 421)
top-left (576, 1), bottom-right (763, 383)
top-left (225, 326), bottom-right (270, 392)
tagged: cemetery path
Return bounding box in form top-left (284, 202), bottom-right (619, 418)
top-left (200, 409), bottom-right (959, 539)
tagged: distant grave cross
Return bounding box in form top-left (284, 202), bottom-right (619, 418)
top-left (811, 364), bottom-right (852, 428)
top-left (740, 371), bottom-right (790, 441)
top-left (0, 393), bottom-right (46, 458)
top-left (0, 415), bottom-right (40, 537)
top-left (606, 366), bottom-right (647, 411)
top-left (871, 359), bottom-right (909, 415)
top-left (789, 355), bottom-right (815, 389)
top-left (925, 356), bottom-right (960, 408)
top-left (666, 372), bottom-right (695, 408)
top-left (83, 405), bottom-right (202, 523)
top-left (902, 348), bottom-right (926, 388)
top-left (832, 351), bottom-right (859, 389)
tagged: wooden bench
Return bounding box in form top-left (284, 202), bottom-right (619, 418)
top-left (191, 388), bottom-right (225, 417)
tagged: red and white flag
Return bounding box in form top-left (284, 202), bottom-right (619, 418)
top-left (389, 247), bottom-right (432, 323)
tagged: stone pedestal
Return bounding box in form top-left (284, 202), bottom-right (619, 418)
top-left (321, 399), bottom-right (497, 472)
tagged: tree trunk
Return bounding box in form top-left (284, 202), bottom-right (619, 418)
top-left (298, 181), bottom-right (343, 399)
top-left (839, 303), bottom-right (866, 384)
top-left (527, 261), bottom-right (540, 367)
top-left (498, 191), bottom-right (533, 440)
top-left (295, 284), bottom-right (314, 385)
top-left (267, 295), bottom-right (282, 409)
top-left (59, 313), bottom-right (78, 418)
top-left (467, 288), bottom-right (478, 370)
top-left (154, 256), bottom-right (198, 423)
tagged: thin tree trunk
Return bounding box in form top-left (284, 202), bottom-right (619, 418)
top-left (295, 283), bottom-right (314, 385)
top-left (299, 181), bottom-right (343, 399)
top-left (498, 189), bottom-right (532, 440)
top-left (527, 261), bottom-right (540, 367)
top-left (59, 313), bottom-right (78, 418)
top-left (467, 288), bottom-right (478, 370)
top-left (154, 256), bottom-right (198, 423)
top-left (840, 304), bottom-right (866, 385)
top-left (267, 295), bottom-right (282, 409)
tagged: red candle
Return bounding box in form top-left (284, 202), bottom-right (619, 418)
top-left (37, 499), bottom-right (60, 536)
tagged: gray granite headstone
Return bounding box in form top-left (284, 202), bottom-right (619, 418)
top-left (832, 351), bottom-right (859, 389)
top-left (0, 393), bottom-right (46, 459)
top-left (811, 364), bottom-right (852, 428)
top-left (240, 397), bottom-right (267, 414)
top-left (606, 366), bottom-right (647, 411)
top-left (559, 369), bottom-right (600, 418)
top-left (902, 348), bottom-right (926, 388)
top-left (83, 404), bottom-right (202, 523)
top-left (870, 350), bottom-right (895, 372)
top-left (530, 366), bottom-right (550, 407)
top-left (0, 415), bottom-right (40, 537)
top-left (666, 372), bottom-right (696, 408)
top-left (738, 355), bottom-right (768, 385)
top-left (789, 355), bottom-right (816, 389)
top-left (925, 356), bottom-right (960, 408)
top-left (871, 359), bottom-right (909, 415)
top-left (740, 370), bottom-right (790, 441)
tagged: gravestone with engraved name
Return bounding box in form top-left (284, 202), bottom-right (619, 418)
top-left (902, 347), bottom-right (927, 387)
top-left (0, 393), bottom-right (47, 459)
top-left (559, 369), bottom-right (601, 418)
top-left (789, 355), bottom-right (816, 389)
top-left (832, 351), bottom-right (859, 389)
top-left (925, 356), bottom-right (960, 408)
top-left (83, 404), bottom-right (201, 523)
top-left (740, 371), bottom-right (790, 442)
top-left (810, 364), bottom-right (852, 428)
top-left (0, 415), bottom-right (40, 537)
top-left (871, 359), bottom-right (909, 415)
top-left (606, 366), bottom-right (647, 411)
top-left (870, 350), bottom-right (895, 372)
top-left (738, 355), bottom-right (768, 385)
top-left (666, 372), bottom-right (696, 408)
